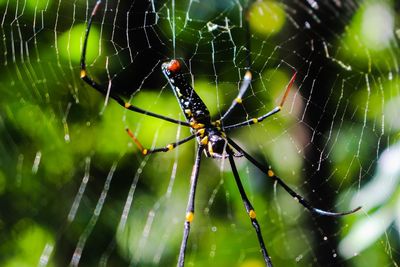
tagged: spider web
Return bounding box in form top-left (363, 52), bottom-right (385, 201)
top-left (0, 0), bottom-right (399, 266)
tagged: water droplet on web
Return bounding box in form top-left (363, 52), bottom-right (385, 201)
top-left (306, 0), bottom-right (319, 9)
top-left (295, 254), bottom-right (303, 262)
top-left (211, 226), bottom-right (217, 232)
top-left (207, 22), bottom-right (218, 32)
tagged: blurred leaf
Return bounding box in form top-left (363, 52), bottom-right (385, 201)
top-left (58, 24), bottom-right (101, 64)
top-left (339, 1), bottom-right (396, 71)
top-left (338, 206), bottom-right (393, 259)
top-left (248, 0), bottom-right (286, 36)
top-left (4, 221), bottom-right (54, 267)
top-left (339, 141), bottom-right (400, 257)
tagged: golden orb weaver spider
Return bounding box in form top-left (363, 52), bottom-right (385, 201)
top-left (80, 1), bottom-right (361, 266)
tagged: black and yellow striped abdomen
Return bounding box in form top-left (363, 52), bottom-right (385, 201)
top-left (162, 60), bottom-right (211, 126)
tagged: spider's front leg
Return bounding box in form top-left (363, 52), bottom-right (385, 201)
top-left (80, 0), bottom-right (190, 127)
top-left (224, 71), bottom-right (297, 130)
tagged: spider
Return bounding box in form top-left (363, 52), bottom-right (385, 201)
top-left (80, 1), bottom-right (361, 266)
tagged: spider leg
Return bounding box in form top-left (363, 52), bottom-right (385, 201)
top-left (220, 70), bottom-right (252, 121)
top-left (219, 0), bottom-right (253, 123)
top-left (227, 137), bottom-right (361, 217)
top-left (228, 153), bottom-right (273, 267)
top-left (80, 0), bottom-right (190, 127)
top-left (178, 146), bottom-right (203, 267)
top-left (126, 128), bottom-right (196, 155)
top-left (223, 71), bottom-right (297, 131)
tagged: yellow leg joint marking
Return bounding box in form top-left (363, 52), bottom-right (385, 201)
top-left (186, 212), bottom-right (194, 223)
top-left (249, 209), bottom-right (257, 219)
top-left (167, 144), bottom-right (174, 151)
top-left (124, 103), bottom-right (132, 109)
top-left (252, 118), bottom-right (259, 124)
top-left (235, 97), bottom-right (242, 104)
top-left (267, 169), bottom-right (274, 177)
top-left (192, 123), bottom-right (205, 129)
top-left (277, 106), bottom-right (282, 110)
top-left (197, 128), bottom-right (205, 137)
top-left (214, 120), bottom-right (221, 127)
top-left (142, 149), bottom-right (148, 155)
top-left (200, 136), bottom-right (208, 145)
top-left (80, 69), bottom-right (87, 78)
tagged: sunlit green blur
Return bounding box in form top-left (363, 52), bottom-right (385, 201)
top-left (0, 0), bottom-right (399, 266)
top-left (248, 0), bottom-right (286, 35)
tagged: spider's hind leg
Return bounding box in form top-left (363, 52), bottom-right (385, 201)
top-left (227, 153), bottom-right (273, 267)
top-left (227, 137), bottom-right (362, 217)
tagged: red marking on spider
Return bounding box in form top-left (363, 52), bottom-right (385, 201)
top-left (167, 59), bottom-right (181, 73)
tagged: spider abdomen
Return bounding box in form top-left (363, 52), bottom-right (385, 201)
top-left (162, 60), bottom-right (211, 125)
